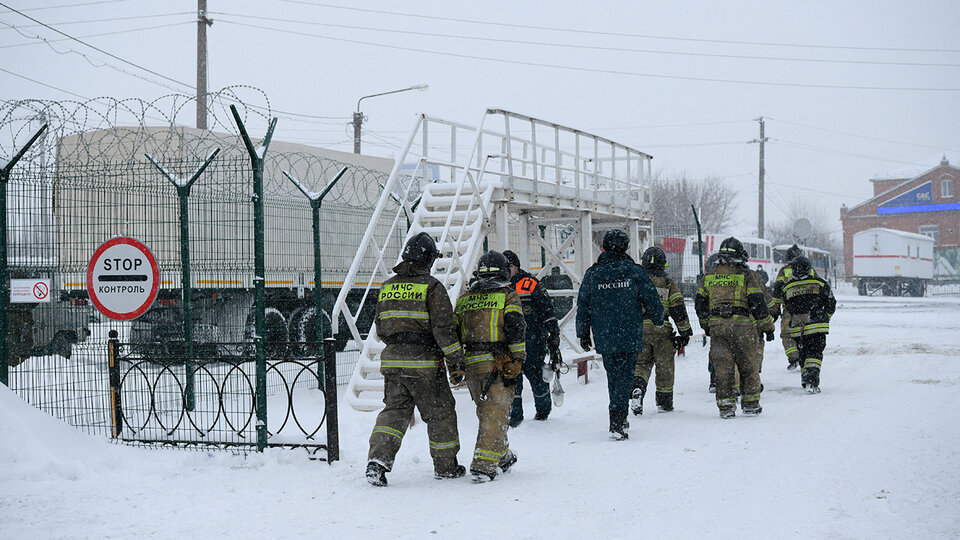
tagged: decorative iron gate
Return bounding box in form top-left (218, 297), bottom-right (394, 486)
top-left (107, 336), bottom-right (339, 459)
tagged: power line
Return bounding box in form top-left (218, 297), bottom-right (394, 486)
top-left (17, 0), bottom-right (131, 11)
top-left (765, 117), bottom-right (947, 150)
top-left (772, 139), bottom-right (932, 165)
top-left (0, 3), bottom-right (194, 91)
top-left (212, 11), bottom-right (960, 69)
top-left (217, 19), bottom-right (960, 92)
top-left (0, 21), bottom-right (193, 49)
top-left (0, 66), bottom-right (88, 99)
top-left (3, 11), bottom-right (192, 29)
top-left (276, 0), bottom-right (960, 54)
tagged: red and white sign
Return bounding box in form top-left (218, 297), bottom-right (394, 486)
top-left (87, 237), bottom-right (160, 320)
top-left (10, 279), bottom-right (52, 303)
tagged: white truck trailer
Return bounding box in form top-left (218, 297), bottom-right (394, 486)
top-left (852, 228), bottom-right (934, 296)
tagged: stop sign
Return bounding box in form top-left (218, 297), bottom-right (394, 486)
top-left (87, 237), bottom-right (160, 320)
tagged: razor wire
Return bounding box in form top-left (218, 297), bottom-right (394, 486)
top-left (0, 86), bottom-right (386, 208)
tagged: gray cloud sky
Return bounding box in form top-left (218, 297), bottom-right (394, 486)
top-left (3, 0), bottom-right (959, 238)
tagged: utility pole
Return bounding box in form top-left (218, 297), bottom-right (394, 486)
top-left (196, 0), bottom-right (213, 130)
top-left (353, 111), bottom-right (363, 154)
top-left (749, 116), bottom-right (768, 238)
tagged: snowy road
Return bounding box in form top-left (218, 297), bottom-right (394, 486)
top-left (2, 293), bottom-right (959, 539)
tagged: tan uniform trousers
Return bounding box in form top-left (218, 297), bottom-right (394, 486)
top-left (368, 373), bottom-right (460, 473)
top-left (465, 361), bottom-right (513, 475)
top-left (708, 321), bottom-right (763, 411)
top-left (634, 331), bottom-right (676, 395)
top-left (780, 310), bottom-right (799, 363)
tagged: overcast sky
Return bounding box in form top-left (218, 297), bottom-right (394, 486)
top-left (3, 0), bottom-right (959, 239)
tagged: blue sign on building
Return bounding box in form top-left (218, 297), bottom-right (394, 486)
top-left (878, 181), bottom-right (960, 215)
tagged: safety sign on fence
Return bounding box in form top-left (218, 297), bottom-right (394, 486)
top-left (10, 279), bottom-right (52, 303)
top-left (86, 236), bottom-right (160, 320)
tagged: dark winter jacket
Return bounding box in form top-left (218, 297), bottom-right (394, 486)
top-left (510, 269), bottom-right (560, 346)
top-left (375, 260), bottom-right (464, 375)
top-left (576, 251), bottom-right (664, 355)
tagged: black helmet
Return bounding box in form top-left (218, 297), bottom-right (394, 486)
top-left (718, 237), bottom-right (747, 265)
top-left (786, 244), bottom-right (802, 263)
top-left (502, 249), bottom-right (521, 269)
top-left (401, 232), bottom-right (442, 266)
top-left (476, 251), bottom-right (510, 280)
top-left (641, 247), bottom-right (667, 273)
top-left (602, 229), bottom-right (629, 253)
top-left (792, 255), bottom-right (812, 278)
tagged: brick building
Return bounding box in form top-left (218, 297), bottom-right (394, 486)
top-left (840, 155), bottom-right (960, 277)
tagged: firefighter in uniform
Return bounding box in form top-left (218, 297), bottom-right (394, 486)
top-left (780, 255), bottom-right (836, 393)
top-left (632, 247), bottom-right (693, 415)
top-left (502, 250), bottom-right (560, 427)
top-left (695, 237), bottom-right (775, 419)
top-left (577, 229), bottom-right (663, 440)
top-left (366, 233), bottom-right (466, 487)
top-left (771, 245), bottom-right (803, 370)
top-left (455, 251), bottom-right (526, 482)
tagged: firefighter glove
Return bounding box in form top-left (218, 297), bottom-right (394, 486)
top-left (579, 336), bottom-right (592, 352)
top-left (548, 329), bottom-right (561, 352)
top-left (765, 330), bottom-right (775, 342)
top-left (673, 335), bottom-right (690, 349)
top-left (497, 355), bottom-right (522, 380)
top-left (448, 362), bottom-right (466, 385)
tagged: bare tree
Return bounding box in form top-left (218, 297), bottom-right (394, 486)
top-left (650, 170), bottom-right (738, 236)
top-left (766, 199), bottom-right (842, 258)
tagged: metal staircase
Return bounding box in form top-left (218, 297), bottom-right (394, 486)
top-left (333, 109), bottom-right (654, 411)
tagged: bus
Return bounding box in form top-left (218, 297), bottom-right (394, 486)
top-left (678, 234), bottom-right (773, 296)
top-left (771, 244), bottom-right (834, 282)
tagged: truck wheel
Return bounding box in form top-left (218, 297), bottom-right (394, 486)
top-left (857, 281), bottom-right (866, 296)
top-left (289, 306), bottom-right (334, 356)
top-left (244, 307), bottom-right (289, 358)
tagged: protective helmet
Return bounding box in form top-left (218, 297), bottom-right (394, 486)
top-left (718, 237), bottom-right (747, 264)
top-left (786, 244), bottom-right (802, 263)
top-left (641, 247), bottom-right (667, 272)
top-left (602, 229), bottom-right (629, 253)
top-left (792, 255), bottom-right (812, 278)
top-left (502, 249), bottom-right (521, 269)
top-left (476, 251), bottom-right (510, 281)
top-left (401, 232), bottom-right (442, 266)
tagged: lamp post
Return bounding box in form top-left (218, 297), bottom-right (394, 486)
top-left (353, 83), bottom-right (428, 154)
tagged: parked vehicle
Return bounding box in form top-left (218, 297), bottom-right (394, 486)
top-left (852, 228), bottom-right (933, 296)
top-left (771, 244), bottom-right (834, 284)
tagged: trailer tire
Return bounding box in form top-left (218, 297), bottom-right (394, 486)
top-left (244, 307), bottom-right (289, 358)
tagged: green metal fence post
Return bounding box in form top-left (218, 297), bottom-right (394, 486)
top-left (231, 105), bottom-right (277, 452)
top-left (691, 204), bottom-right (706, 347)
top-left (283, 167), bottom-right (347, 389)
top-left (1, 124), bottom-right (47, 386)
top-left (146, 149), bottom-right (220, 411)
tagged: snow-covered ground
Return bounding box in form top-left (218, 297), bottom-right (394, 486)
top-left (2, 293), bottom-right (959, 539)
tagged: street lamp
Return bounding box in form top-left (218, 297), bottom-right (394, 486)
top-left (353, 83), bottom-right (429, 154)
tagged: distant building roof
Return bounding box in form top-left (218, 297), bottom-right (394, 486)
top-left (870, 150), bottom-right (960, 182)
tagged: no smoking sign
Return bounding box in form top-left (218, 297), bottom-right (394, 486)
top-left (87, 237), bottom-right (160, 320)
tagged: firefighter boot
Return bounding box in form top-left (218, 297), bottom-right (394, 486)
top-left (656, 391), bottom-right (674, 412)
top-left (366, 461), bottom-right (388, 487)
top-left (434, 457), bottom-right (466, 480)
top-left (499, 450), bottom-right (518, 474)
top-left (802, 367), bottom-right (822, 394)
top-left (630, 377), bottom-right (647, 416)
top-left (609, 410), bottom-right (629, 441)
